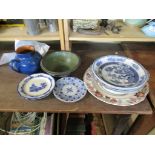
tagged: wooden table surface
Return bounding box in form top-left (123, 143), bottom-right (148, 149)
top-left (0, 48), bottom-right (152, 114)
top-left (121, 43), bottom-right (155, 134)
top-left (121, 43), bottom-right (155, 108)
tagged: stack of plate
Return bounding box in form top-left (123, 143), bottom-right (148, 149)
top-left (83, 55), bottom-right (149, 106)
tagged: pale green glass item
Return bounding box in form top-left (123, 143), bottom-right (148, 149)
top-left (125, 19), bottom-right (147, 27)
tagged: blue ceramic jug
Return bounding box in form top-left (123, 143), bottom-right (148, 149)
top-left (9, 51), bottom-right (42, 74)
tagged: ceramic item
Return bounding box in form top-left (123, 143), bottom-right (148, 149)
top-left (9, 51), bottom-right (41, 75)
top-left (53, 77), bottom-right (87, 103)
top-left (90, 65), bottom-right (125, 95)
top-left (83, 67), bottom-right (149, 106)
top-left (41, 51), bottom-right (80, 77)
top-left (72, 19), bottom-right (102, 32)
top-left (91, 64), bottom-right (146, 95)
top-left (125, 19), bottom-right (147, 27)
top-left (92, 55), bottom-right (149, 92)
top-left (16, 45), bottom-right (35, 54)
top-left (18, 73), bottom-right (55, 100)
top-left (141, 21), bottom-right (155, 37)
top-left (89, 66), bottom-right (143, 98)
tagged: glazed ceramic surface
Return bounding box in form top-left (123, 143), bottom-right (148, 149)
top-left (41, 51), bottom-right (80, 77)
top-left (89, 66), bottom-right (144, 98)
top-left (92, 55), bottom-right (149, 92)
top-left (83, 67), bottom-right (149, 106)
top-left (53, 77), bottom-right (87, 102)
top-left (9, 51), bottom-right (41, 75)
top-left (125, 19), bottom-right (147, 27)
top-left (141, 21), bottom-right (155, 37)
top-left (18, 73), bottom-right (55, 100)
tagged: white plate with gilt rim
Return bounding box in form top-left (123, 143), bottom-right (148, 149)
top-left (53, 77), bottom-right (87, 103)
top-left (17, 73), bottom-right (55, 100)
top-left (83, 67), bottom-right (149, 106)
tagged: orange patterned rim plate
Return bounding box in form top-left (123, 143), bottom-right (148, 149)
top-left (83, 67), bottom-right (149, 106)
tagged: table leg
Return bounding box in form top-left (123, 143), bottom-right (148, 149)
top-left (112, 114), bottom-right (131, 135)
top-left (128, 112), bottom-right (155, 135)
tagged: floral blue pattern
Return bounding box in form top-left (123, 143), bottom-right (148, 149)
top-left (53, 77), bottom-right (87, 103)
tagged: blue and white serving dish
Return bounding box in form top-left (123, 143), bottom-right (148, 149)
top-left (53, 77), bottom-right (87, 103)
top-left (18, 73), bottom-right (55, 100)
top-left (92, 55), bottom-right (149, 92)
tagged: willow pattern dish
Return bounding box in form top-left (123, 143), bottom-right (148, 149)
top-left (92, 55), bottom-right (149, 92)
top-left (91, 65), bottom-right (145, 95)
top-left (88, 66), bottom-right (136, 98)
top-left (53, 77), bottom-right (87, 103)
top-left (83, 67), bottom-right (149, 106)
top-left (18, 73), bottom-right (55, 100)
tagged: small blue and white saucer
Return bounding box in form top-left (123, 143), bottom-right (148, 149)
top-left (18, 73), bottom-right (55, 100)
top-left (53, 77), bottom-right (87, 103)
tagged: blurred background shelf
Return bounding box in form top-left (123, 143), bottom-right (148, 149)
top-left (64, 19), bottom-right (155, 50)
top-left (0, 26), bottom-right (60, 41)
top-left (69, 29), bottom-right (155, 42)
top-left (0, 19), bottom-right (65, 50)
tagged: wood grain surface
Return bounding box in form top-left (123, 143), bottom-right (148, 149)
top-left (121, 43), bottom-right (155, 108)
top-left (121, 43), bottom-right (155, 134)
top-left (0, 27), bottom-right (59, 41)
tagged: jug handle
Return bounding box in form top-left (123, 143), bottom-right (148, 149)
top-left (9, 59), bottom-right (21, 72)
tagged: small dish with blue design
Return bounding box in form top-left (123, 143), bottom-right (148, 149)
top-left (18, 73), bottom-right (55, 100)
top-left (53, 77), bottom-right (87, 103)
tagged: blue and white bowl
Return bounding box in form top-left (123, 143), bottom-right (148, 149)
top-left (92, 55), bottom-right (149, 93)
top-left (18, 73), bottom-right (55, 100)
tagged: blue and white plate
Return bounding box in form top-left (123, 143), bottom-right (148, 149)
top-left (92, 55), bottom-right (149, 91)
top-left (53, 77), bottom-right (87, 103)
top-left (18, 73), bottom-right (55, 100)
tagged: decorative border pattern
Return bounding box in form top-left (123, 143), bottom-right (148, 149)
top-left (53, 77), bottom-right (87, 103)
top-left (17, 73), bottom-right (55, 100)
top-left (92, 55), bottom-right (149, 92)
top-left (83, 67), bottom-right (149, 106)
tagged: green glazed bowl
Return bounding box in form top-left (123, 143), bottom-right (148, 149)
top-left (41, 51), bottom-right (80, 77)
